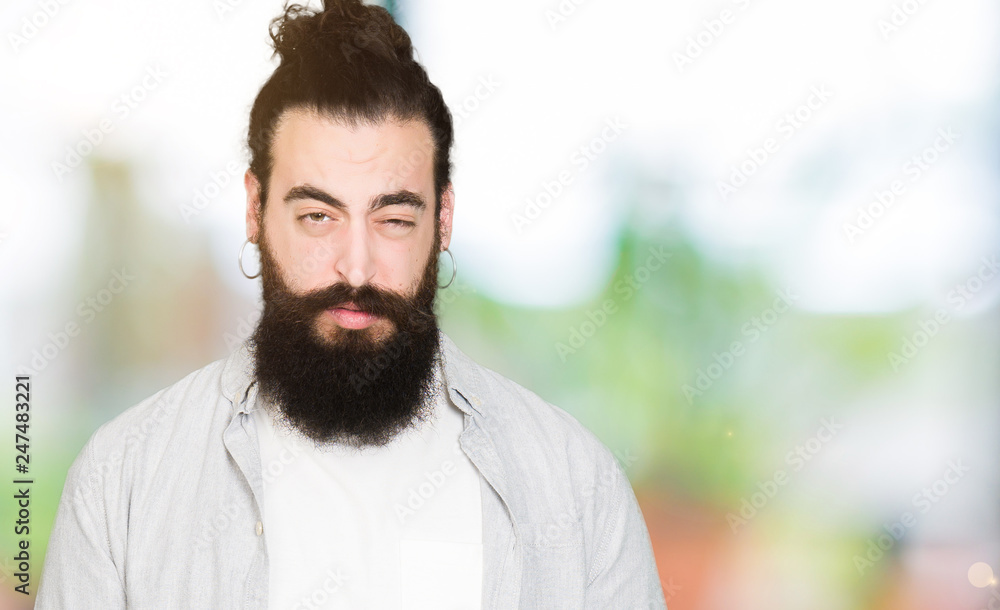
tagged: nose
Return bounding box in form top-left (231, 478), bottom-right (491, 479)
top-left (332, 222), bottom-right (377, 288)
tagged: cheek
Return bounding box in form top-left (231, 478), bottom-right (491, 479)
top-left (376, 239), bottom-right (430, 294)
top-left (376, 249), bottom-right (417, 293)
top-left (265, 216), bottom-right (337, 290)
top-left (294, 242), bottom-right (339, 288)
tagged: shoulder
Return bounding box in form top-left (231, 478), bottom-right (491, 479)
top-left (439, 332), bottom-right (626, 504)
top-left (88, 355), bottom-right (234, 455)
top-left (68, 348), bottom-right (247, 501)
top-left (439, 334), bottom-right (649, 587)
top-left (476, 362), bottom-right (608, 460)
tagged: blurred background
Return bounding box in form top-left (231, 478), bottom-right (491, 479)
top-left (1, 0), bottom-right (998, 608)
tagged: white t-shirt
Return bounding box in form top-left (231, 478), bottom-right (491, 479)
top-left (252, 365), bottom-right (484, 610)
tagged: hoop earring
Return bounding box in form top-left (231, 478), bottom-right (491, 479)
top-left (239, 239), bottom-right (261, 280)
top-left (438, 247), bottom-right (456, 289)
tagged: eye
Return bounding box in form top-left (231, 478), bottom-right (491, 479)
top-left (300, 212), bottom-right (331, 223)
top-left (382, 218), bottom-right (415, 228)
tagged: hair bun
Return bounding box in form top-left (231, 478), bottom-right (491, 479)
top-left (271, 0), bottom-right (414, 70)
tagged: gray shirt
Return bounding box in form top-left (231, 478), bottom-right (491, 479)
top-left (36, 331), bottom-right (667, 609)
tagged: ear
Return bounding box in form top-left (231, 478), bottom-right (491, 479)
top-left (438, 183), bottom-right (455, 251)
top-left (245, 170), bottom-right (262, 243)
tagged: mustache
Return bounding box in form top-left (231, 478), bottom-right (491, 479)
top-left (270, 280), bottom-right (436, 330)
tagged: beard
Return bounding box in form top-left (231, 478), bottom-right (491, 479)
top-left (248, 228), bottom-right (443, 449)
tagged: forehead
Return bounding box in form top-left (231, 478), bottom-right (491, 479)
top-left (270, 108), bottom-right (435, 199)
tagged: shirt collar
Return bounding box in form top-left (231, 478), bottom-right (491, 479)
top-left (220, 329), bottom-right (488, 419)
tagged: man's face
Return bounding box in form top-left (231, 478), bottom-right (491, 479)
top-left (246, 108), bottom-right (453, 343)
top-left (244, 108), bottom-right (456, 447)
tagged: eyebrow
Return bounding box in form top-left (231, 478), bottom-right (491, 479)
top-left (283, 184), bottom-right (426, 213)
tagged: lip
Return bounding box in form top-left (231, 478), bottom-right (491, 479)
top-left (325, 304), bottom-right (381, 330)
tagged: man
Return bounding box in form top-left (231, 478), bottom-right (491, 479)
top-left (36, 1), bottom-right (666, 608)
